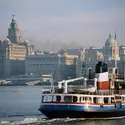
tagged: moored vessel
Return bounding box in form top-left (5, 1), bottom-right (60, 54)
top-left (39, 61), bottom-right (125, 118)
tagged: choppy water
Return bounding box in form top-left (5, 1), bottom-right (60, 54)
top-left (0, 86), bottom-right (125, 125)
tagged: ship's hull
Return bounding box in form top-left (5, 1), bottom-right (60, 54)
top-left (39, 103), bottom-right (125, 118)
top-left (39, 109), bottom-right (125, 118)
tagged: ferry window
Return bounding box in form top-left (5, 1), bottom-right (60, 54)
top-left (79, 97), bottom-right (81, 102)
top-left (85, 97), bottom-right (88, 101)
top-left (83, 97), bottom-right (85, 101)
top-left (88, 97), bottom-right (91, 101)
top-left (93, 97), bottom-right (96, 103)
top-left (56, 96), bottom-right (61, 102)
top-left (43, 96), bottom-right (48, 102)
top-left (104, 97), bottom-right (108, 104)
top-left (73, 96), bottom-right (77, 102)
top-left (41, 96), bottom-right (44, 102)
top-left (64, 96), bottom-right (72, 102)
top-left (53, 96), bottom-right (56, 102)
top-left (48, 95), bottom-right (52, 102)
top-left (115, 96), bottom-right (121, 100)
top-left (122, 97), bottom-right (124, 102)
top-left (82, 97), bottom-right (84, 101)
top-left (111, 97), bottom-right (115, 103)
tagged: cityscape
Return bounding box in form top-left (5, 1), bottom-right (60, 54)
top-left (0, 0), bottom-right (125, 124)
top-left (0, 15), bottom-right (125, 85)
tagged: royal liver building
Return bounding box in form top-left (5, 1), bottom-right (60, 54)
top-left (0, 15), bottom-right (31, 79)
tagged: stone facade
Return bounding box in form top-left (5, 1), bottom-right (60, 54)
top-left (119, 45), bottom-right (125, 62)
top-left (118, 45), bottom-right (125, 73)
top-left (84, 47), bottom-right (104, 73)
top-left (0, 15), bottom-right (31, 79)
top-left (59, 48), bottom-right (85, 77)
top-left (25, 51), bottom-right (78, 82)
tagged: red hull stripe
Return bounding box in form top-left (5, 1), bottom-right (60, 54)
top-left (41, 102), bottom-right (116, 106)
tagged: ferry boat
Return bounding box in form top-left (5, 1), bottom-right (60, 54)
top-left (39, 61), bottom-right (125, 118)
top-left (6, 74), bottom-right (52, 86)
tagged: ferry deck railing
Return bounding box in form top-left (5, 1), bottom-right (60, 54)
top-left (41, 85), bottom-right (125, 95)
top-left (68, 86), bottom-right (125, 95)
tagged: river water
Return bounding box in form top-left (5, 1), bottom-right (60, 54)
top-left (0, 86), bottom-right (125, 125)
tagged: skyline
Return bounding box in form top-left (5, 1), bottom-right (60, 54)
top-left (0, 0), bottom-right (125, 51)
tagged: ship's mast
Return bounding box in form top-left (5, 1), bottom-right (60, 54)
top-left (50, 73), bottom-right (54, 93)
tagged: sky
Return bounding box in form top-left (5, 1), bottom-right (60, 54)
top-left (0, 0), bottom-right (125, 51)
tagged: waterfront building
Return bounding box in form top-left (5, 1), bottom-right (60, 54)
top-left (119, 45), bottom-right (125, 62)
top-left (0, 15), bottom-right (31, 79)
top-left (59, 51), bottom-right (78, 80)
top-left (103, 33), bottom-right (120, 77)
top-left (59, 48), bottom-right (85, 77)
top-left (30, 45), bottom-right (37, 55)
top-left (83, 46), bottom-right (104, 74)
top-left (104, 33), bottom-right (120, 63)
top-left (7, 15), bottom-right (21, 43)
top-left (25, 51), bottom-right (78, 82)
top-left (118, 45), bottom-right (125, 74)
top-left (63, 48), bottom-right (85, 62)
top-left (25, 51), bottom-right (60, 81)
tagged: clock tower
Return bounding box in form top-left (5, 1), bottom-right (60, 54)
top-left (7, 15), bottom-right (21, 43)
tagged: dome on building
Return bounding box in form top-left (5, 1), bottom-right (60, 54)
top-left (3, 38), bottom-right (11, 44)
top-left (105, 34), bottom-right (117, 46)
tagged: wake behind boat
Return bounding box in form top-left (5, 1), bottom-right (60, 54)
top-left (39, 61), bottom-right (125, 118)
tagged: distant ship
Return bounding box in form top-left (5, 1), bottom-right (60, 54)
top-left (39, 61), bottom-right (125, 118)
top-left (2, 74), bottom-right (52, 86)
top-left (0, 80), bottom-right (12, 86)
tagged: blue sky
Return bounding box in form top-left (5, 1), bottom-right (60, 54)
top-left (0, 0), bottom-right (125, 50)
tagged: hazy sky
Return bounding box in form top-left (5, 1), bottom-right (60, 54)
top-left (0, 0), bottom-right (125, 51)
